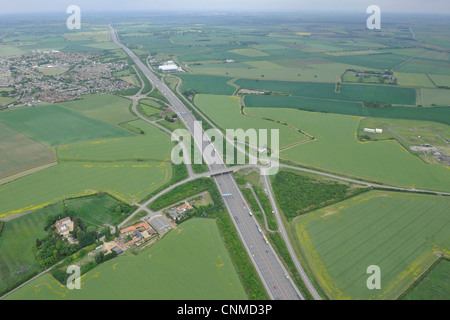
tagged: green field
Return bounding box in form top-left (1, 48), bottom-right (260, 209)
top-left (0, 45), bottom-right (25, 57)
top-left (178, 74), bottom-right (237, 95)
top-left (294, 191), bottom-right (450, 300)
top-left (0, 104), bottom-right (134, 147)
top-left (325, 53), bottom-right (410, 70)
top-left (396, 58), bottom-right (450, 76)
top-left (0, 97), bottom-right (16, 106)
top-left (395, 72), bottom-right (436, 88)
top-left (357, 117), bottom-right (450, 159)
top-left (190, 62), bottom-right (366, 82)
top-left (0, 123), bottom-right (55, 179)
top-left (402, 259), bottom-right (450, 300)
top-left (0, 161), bottom-right (172, 218)
top-left (0, 203), bottom-right (63, 293)
top-left (64, 194), bottom-right (132, 229)
top-left (246, 108), bottom-right (450, 192)
top-left (235, 79), bottom-right (417, 105)
top-left (229, 48), bottom-right (270, 57)
top-left (429, 74), bottom-right (450, 87)
top-left (420, 88), bottom-right (450, 106)
top-left (244, 95), bottom-right (450, 125)
top-left (60, 94), bottom-right (138, 125)
top-left (193, 94), bottom-right (308, 149)
top-left (57, 120), bottom-right (172, 162)
top-left (6, 219), bottom-right (248, 300)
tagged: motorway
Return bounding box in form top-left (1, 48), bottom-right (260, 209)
top-left (110, 25), bottom-right (305, 300)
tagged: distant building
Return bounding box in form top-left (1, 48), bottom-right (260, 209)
top-left (364, 128), bottom-right (383, 134)
top-left (158, 61), bottom-right (180, 72)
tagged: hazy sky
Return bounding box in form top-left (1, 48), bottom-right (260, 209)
top-left (0, 0), bottom-right (448, 14)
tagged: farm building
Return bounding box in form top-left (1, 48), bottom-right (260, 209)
top-left (364, 128), bottom-right (383, 134)
top-left (117, 221), bottom-right (156, 248)
top-left (158, 61), bottom-right (180, 72)
top-left (147, 215), bottom-right (171, 232)
top-left (55, 217), bottom-right (73, 237)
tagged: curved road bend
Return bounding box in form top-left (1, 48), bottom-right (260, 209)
top-left (110, 25), bottom-right (305, 300)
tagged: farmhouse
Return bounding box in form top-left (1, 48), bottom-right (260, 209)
top-left (177, 202), bottom-right (193, 214)
top-left (117, 221), bottom-right (156, 248)
top-left (166, 201), bottom-right (194, 220)
top-left (55, 217), bottom-right (74, 237)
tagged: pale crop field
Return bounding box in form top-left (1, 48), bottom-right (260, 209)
top-left (56, 120), bottom-right (173, 162)
top-left (0, 104), bottom-right (134, 147)
top-left (0, 123), bottom-right (55, 179)
top-left (294, 191), bottom-right (450, 300)
top-left (60, 94), bottom-right (138, 125)
top-left (420, 88), bottom-right (450, 106)
top-left (194, 94), bottom-right (308, 150)
top-left (0, 161), bottom-right (172, 218)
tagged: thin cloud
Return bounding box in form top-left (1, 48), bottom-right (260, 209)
top-left (0, 0), bottom-right (449, 14)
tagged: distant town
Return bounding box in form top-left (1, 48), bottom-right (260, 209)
top-left (0, 50), bottom-right (135, 106)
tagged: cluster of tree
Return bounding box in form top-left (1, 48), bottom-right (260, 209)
top-left (272, 171), bottom-right (358, 221)
top-left (252, 185), bottom-right (277, 231)
top-left (137, 68), bottom-right (153, 95)
top-left (34, 208), bottom-right (105, 269)
top-left (115, 86), bottom-right (140, 96)
top-left (360, 134), bottom-right (372, 141)
top-left (0, 221), bottom-right (4, 239)
top-left (363, 102), bottom-right (392, 108)
top-left (33, 231), bottom-right (80, 269)
top-left (112, 202), bottom-right (135, 222)
top-left (150, 178), bottom-right (220, 212)
top-left (182, 88), bottom-right (197, 100)
top-left (164, 113), bottom-right (178, 123)
top-left (167, 179), bottom-right (226, 223)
